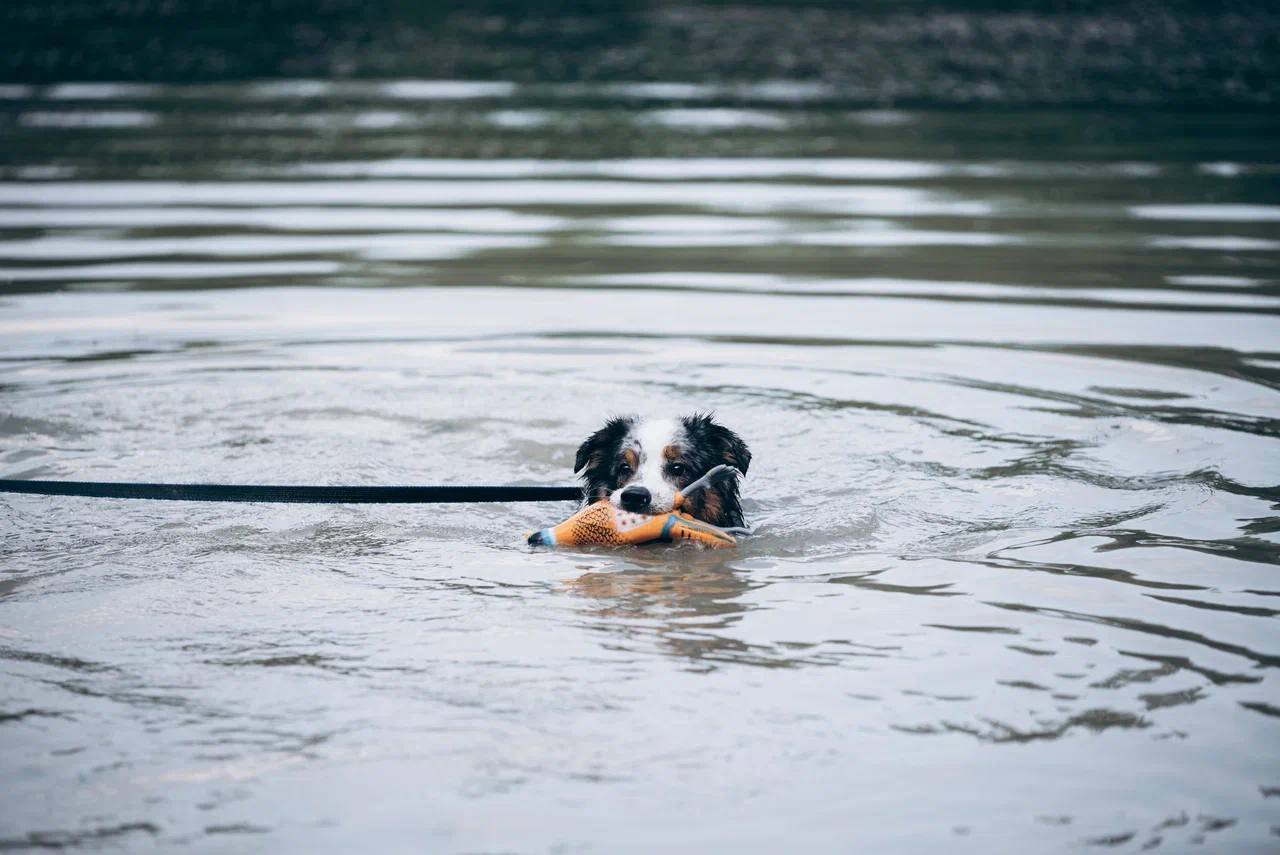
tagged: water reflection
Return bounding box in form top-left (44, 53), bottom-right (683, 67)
top-left (562, 552), bottom-right (768, 668)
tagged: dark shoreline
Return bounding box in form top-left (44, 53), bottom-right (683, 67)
top-left (5, 1), bottom-right (1278, 107)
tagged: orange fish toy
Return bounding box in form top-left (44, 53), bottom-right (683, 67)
top-left (527, 465), bottom-right (742, 549)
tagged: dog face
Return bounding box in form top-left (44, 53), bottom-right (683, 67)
top-left (574, 413), bottom-right (751, 528)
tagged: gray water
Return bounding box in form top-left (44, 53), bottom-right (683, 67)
top-left (1, 81), bottom-right (1279, 852)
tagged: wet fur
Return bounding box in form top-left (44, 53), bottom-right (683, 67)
top-left (574, 413), bottom-right (751, 528)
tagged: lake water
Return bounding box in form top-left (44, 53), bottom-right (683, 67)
top-left (1, 80), bottom-right (1278, 852)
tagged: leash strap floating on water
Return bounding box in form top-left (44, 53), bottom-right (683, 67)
top-left (0, 480), bottom-right (583, 504)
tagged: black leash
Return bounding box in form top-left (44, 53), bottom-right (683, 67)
top-left (0, 480), bottom-right (582, 504)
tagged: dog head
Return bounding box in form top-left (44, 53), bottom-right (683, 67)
top-left (574, 413), bottom-right (751, 528)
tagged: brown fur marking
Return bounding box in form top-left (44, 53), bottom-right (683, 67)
top-left (687, 488), bottom-right (723, 524)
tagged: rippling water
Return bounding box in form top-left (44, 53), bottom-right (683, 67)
top-left (1, 81), bottom-right (1279, 852)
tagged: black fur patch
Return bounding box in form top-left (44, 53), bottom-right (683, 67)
top-left (574, 415), bottom-right (636, 503)
top-left (678, 413), bottom-right (750, 527)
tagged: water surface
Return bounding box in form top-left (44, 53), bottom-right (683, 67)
top-left (1, 81), bottom-right (1279, 852)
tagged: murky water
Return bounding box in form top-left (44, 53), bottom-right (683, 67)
top-left (1, 81), bottom-right (1279, 852)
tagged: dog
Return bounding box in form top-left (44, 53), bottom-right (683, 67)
top-left (573, 413), bottom-right (751, 529)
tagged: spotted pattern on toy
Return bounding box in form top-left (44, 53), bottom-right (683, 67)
top-left (567, 502), bottom-right (629, 546)
top-left (526, 464), bottom-right (742, 549)
top-left (527, 500), bottom-right (736, 548)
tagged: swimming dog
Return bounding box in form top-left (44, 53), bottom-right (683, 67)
top-left (574, 414), bottom-right (751, 529)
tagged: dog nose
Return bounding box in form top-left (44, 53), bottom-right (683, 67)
top-left (619, 486), bottom-right (651, 512)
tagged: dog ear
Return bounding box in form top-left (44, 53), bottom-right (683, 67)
top-left (574, 416), bottom-right (634, 474)
top-left (685, 413), bottom-right (751, 476)
top-left (710, 424), bottom-right (751, 475)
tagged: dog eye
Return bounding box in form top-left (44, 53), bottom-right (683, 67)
top-left (617, 463), bottom-right (633, 477)
top-left (668, 463), bottom-right (687, 476)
